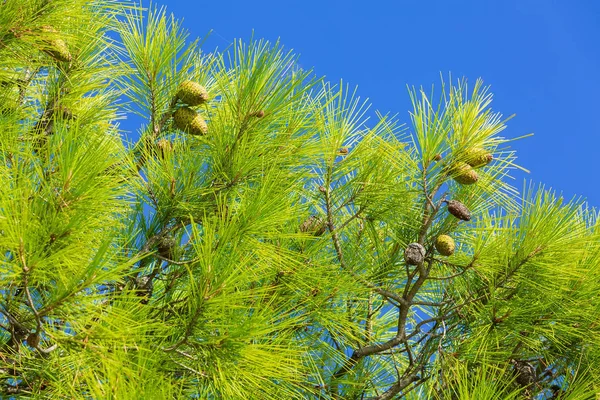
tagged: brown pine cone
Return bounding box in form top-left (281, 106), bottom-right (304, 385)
top-left (444, 200), bottom-right (471, 221)
top-left (404, 243), bottom-right (426, 265)
top-left (300, 215), bottom-right (327, 236)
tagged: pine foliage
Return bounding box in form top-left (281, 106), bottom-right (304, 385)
top-left (1, 1), bottom-right (599, 399)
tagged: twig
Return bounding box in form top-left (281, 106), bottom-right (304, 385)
top-left (153, 253), bottom-right (200, 266)
top-left (19, 240), bottom-right (41, 331)
top-left (162, 303), bottom-right (205, 352)
top-left (170, 357), bottom-right (208, 378)
top-left (337, 207), bottom-right (365, 232)
top-left (438, 319), bottom-right (447, 355)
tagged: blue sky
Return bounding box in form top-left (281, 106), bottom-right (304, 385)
top-left (145, 0), bottom-right (600, 206)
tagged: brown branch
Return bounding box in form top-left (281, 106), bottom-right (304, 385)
top-left (405, 293), bottom-right (487, 342)
top-left (17, 242), bottom-right (58, 354)
top-left (134, 96), bottom-right (179, 171)
top-left (417, 194), bottom-right (445, 245)
top-left (153, 253), bottom-right (200, 266)
top-left (169, 357), bottom-right (208, 378)
top-left (365, 294), bottom-right (374, 343)
top-left (323, 185), bottom-right (346, 267)
top-left (326, 155), bottom-right (450, 393)
top-left (322, 184), bottom-right (407, 304)
top-left (337, 207), bottom-right (365, 232)
top-left (154, 97), bottom-right (179, 138)
top-left (368, 373), bottom-right (422, 400)
top-left (162, 303), bottom-right (205, 352)
top-left (421, 164), bottom-right (436, 210)
top-left (330, 182), bottom-right (445, 381)
top-left (426, 269), bottom-right (471, 281)
top-left (411, 299), bottom-right (453, 307)
top-left (18, 240), bottom-right (41, 332)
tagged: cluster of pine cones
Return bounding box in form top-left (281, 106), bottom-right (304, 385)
top-left (170, 80), bottom-right (266, 137)
top-left (444, 147), bottom-right (493, 185)
top-left (172, 81), bottom-right (210, 135)
top-left (405, 146), bottom-right (494, 265)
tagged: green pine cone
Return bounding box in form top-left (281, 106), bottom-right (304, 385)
top-left (465, 147), bottom-right (493, 168)
top-left (45, 38), bottom-right (71, 62)
top-left (435, 235), bottom-right (455, 256)
top-left (173, 107), bottom-right (208, 135)
top-left (40, 26), bottom-right (71, 62)
top-left (176, 81), bottom-right (209, 106)
top-left (452, 162), bottom-right (479, 185)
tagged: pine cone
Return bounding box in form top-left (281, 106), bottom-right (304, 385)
top-left (253, 110), bottom-right (265, 118)
top-left (156, 139), bottom-right (173, 158)
top-left (435, 235), bottom-right (455, 256)
top-left (26, 332), bottom-right (40, 348)
top-left (451, 162), bottom-right (479, 185)
top-left (135, 275), bottom-right (153, 304)
top-left (511, 359), bottom-right (536, 387)
top-left (433, 154), bottom-right (442, 161)
top-left (445, 200), bottom-right (471, 221)
top-left (157, 236), bottom-right (177, 259)
top-left (173, 107), bottom-right (208, 135)
top-left (404, 243), bottom-right (426, 265)
top-left (338, 147), bottom-right (349, 155)
top-left (176, 81), bottom-right (209, 106)
top-left (300, 215), bottom-right (326, 236)
top-left (464, 147), bottom-right (493, 168)
top-left (40, 26), bottom-right (71, 62)
top-left (46, 39), bottom-right (71, 62)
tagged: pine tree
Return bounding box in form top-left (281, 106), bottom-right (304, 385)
top-left (1, 1), bottom-right (599, 399)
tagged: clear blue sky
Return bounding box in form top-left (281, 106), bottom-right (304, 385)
top-left (145, 1), bottom-right (600, 206)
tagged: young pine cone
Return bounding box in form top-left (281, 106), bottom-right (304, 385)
top-left (40, 26), bottom-right (72, 62)
top-left (451, 162), bottom-right (479, 185)
top-left (435, 235), bottom-right (455, 256)
top-left (252, 110), bottom-right (265, 118)
top-left (176, 81), bottom-right (209, 106)
top-left (444, 200), bottom-right (471, 221)
top-left (404, 243), bottom-right (426, 265)
top-left (464, 147), bottom-right (493, 168)
top-left (300, 215), bottom-right (327, 236)
top-left (173, 107), bottom-right (208, 135)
